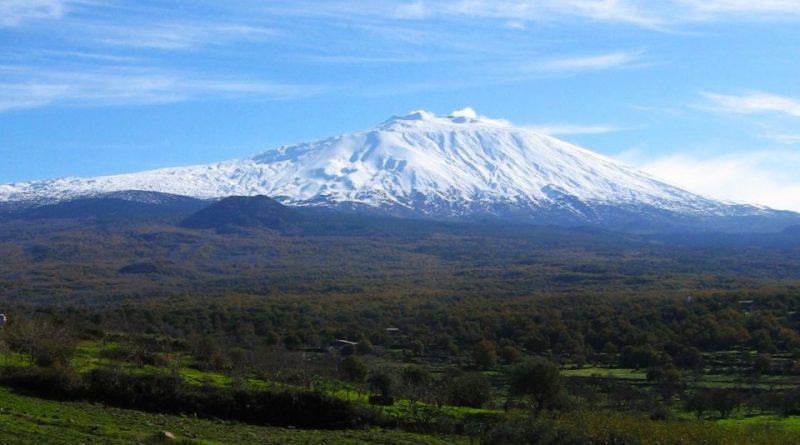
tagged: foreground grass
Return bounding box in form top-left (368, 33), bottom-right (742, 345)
top-left (0, 387), bottom-right (460, 445)
top-left (558, 411), bottom-right (800, 445)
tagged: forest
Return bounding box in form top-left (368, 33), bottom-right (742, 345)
top-left (1, 203), bottom-right (800, 444)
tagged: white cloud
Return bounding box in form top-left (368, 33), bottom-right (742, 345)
top-left (0, 68), bottom-right (326, 112)
top-left (260, 1), bottom-right (800, 29)
top-left (439, 0), bottom-right (800, 24)
top-left (635, 150), bottom-right (800, 212)
top-left (9, 1), bottom-right (800, 37)
top-left (0, 0), bottom-right (67, 27)
top-left (275, 1), bottom-right (655, 26)
top-left (679, 0), bottom-right (800, 19)
top-left (302, 54), bottom-right (427, 65)
top-left (443, 0), bottom-right (657, 26)
top-left (526, 51), bottom-right (642, 75)
top-left (528, 123), bottom-right (618, 135)
top-left (394, 1), bottom-right (428, 19)
top-left (87, 22), bottom-right (277, 50)
top-left (766, 133), bottom-right (800, 144)
top-left (701, 91), bottom-right (800, 117)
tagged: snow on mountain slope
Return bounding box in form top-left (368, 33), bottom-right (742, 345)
top-left (0, 109), bottom-right (777, 224)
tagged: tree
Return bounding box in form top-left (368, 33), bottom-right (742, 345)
top-left (0, 337), bottom-right (9, 367)
top-left (4, 317), bottom-right (37, 366)
top-left (356, 337), bottom-right (374, 355)
top-left (283, 335), bottom-right (301, 351)
top-left (410, 339), bottom-right (425, 356)
top-left (647, 366), bottom-right (682, 401)
top-left (509, 357), bottom-right (562, 415)
top-left (368, 369), bottom-right (394, 398)
top-left (686, 388), bottom-right (738, 419)
top-left (686, 389), bottom-right (712, 419)
top-left (228, 347), bottom-right (249, 388)
top-left (5, 317), bottom-right (74, 367)
top-left (447, 372), bottom-right (491, 408)
top-left (620, 345), bottom-right (660, 369)
top-left (339, 356), bottom-right (367, 383)
top-left (189, 334), bottom-right (227, 371)
top-left (499, 345), bottom-right (521, 364)
top-left (676, 346), bottom-right (703, 370)
top-left (752, 353), bottom-right (773, 380)
top-left (711, 389), bottom-right (739, 418)
top-left (401, 365), bottom-right (431, 407)
top-left (473, 339), bottom-right (497, 370)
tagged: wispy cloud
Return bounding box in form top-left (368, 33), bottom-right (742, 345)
top-left (442, 0), bottom-right (658, 27)
top-left (679, 0), bottom-right (800, 19)
top-left (93, 23), bottom-right (278, 50)
top-left (302, 54), bottom-right (428, 65)
top-left (260, 1), bottom-right (659, 27)
top-left (260, 1), bottom-right (800, 29)
top-left (0, 67), bottom-right (327, 112)
top-left (701, 91), bottom-right (800, 118)
top-left (765, 133), bottom-right (800, 144)
top-left (346, 50), bottom-right (639, 96)
top-left (525, 51), bottom-right (643, 75)
top-left (1, 48), bottom-right (142, 64)
top-left (438, 0), bottom-right (800, 25)
top-left (0, 0), bottom-right (68, 27)
top-left (528, 123), bottom-right (619, 136)
top-left (635, 150), bottom-right (800, 211)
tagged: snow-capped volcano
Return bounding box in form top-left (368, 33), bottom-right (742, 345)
top-left (0, 109), bottom-right (794, 230)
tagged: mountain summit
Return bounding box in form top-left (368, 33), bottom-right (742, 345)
top-left (0, 109), bottom-right (796, 231)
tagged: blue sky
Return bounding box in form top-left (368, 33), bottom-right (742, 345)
top-left (2, 0), bottom-right (800, 210)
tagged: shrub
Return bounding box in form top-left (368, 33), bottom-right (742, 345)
top-left (448, 372), bottom-right (490, 408)
top-left (339, 356), bottom-right (367, 383)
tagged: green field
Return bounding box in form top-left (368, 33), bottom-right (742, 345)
top-left (561, 366), bottom-right (647, 380)
top-left (717, 415), bottom-right (800, 432)
top-left (0, 386), bottom-right (460, 445)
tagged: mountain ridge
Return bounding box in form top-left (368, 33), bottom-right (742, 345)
top-left (1, 109), bottom-right (797, 232)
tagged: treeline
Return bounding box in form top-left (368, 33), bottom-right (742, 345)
top-left (5, 290), bottom-right (800, 423)
top-left (28, 289), bottom-right (800, 371)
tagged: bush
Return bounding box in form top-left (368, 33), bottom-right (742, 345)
top-left (620, 345), bottom-right (660, 369)
top-left (448, 372), bottom-right (490, 408)
top-left (99, 345), bottom-right (169, 367)
top-left (0, 364), bottom-right (84, 398)
top-left (83, 368), bottom-right (365, 428)
top-left (34, 338), bottom-right (74, 367)
top-left (1, 365), bottom-right (369, 429)
top-left (339, 356), bottom-right (367, 383)
top-left (368, 368), bottom-right (395, 398)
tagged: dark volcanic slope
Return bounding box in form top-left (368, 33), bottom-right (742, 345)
top-left (1, 200), bottom-right (800, 304)
top-left (180, 195), bottom-right (304, 231)
top-left (1, 191), bottom-right (208, 224)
